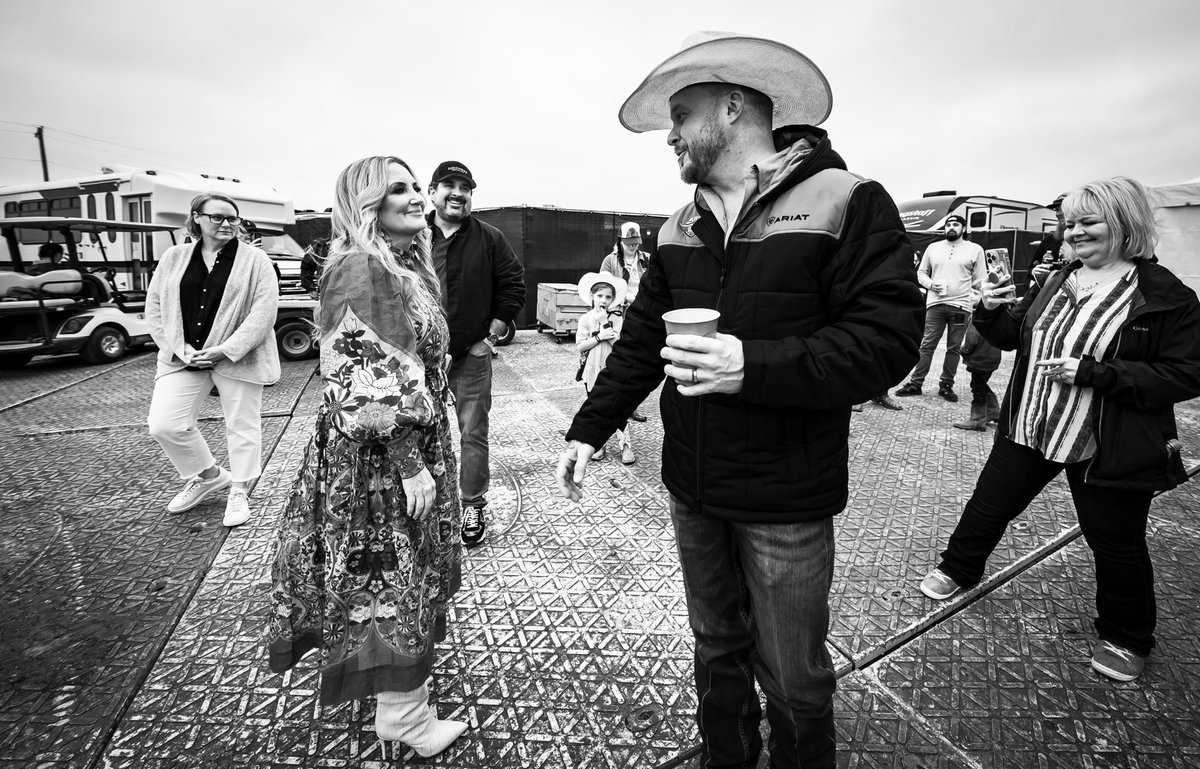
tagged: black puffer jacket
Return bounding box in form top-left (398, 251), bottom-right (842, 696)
top-left (976, 259), bottom-right (1200, 490)
top-left (566, 128), bottom-right (924, 522)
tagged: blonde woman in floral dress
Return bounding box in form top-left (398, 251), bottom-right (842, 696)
top-left (267, 156), bottom-right (466, 757)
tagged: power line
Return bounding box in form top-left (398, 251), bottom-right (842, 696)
top-left (44, 134), bottom-right (212, 173)
top-left (50, 160), bottom-right (99, 174)
top-left (44, 125), bottom-right (233, 171)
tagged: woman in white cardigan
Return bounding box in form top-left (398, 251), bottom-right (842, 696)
top-left (146, 192), bottom-right (280, 527)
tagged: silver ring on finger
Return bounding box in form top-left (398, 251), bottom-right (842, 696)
top-left (691, 369), bottom-right (698, 384)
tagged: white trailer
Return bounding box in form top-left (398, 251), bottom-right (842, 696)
top-left (0, 166), bottom-right (293, 292)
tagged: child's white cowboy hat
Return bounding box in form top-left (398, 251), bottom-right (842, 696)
top-left (578, 272), bottom-right (628, 307)
top-left (619, 31), bottom-right (832, 133)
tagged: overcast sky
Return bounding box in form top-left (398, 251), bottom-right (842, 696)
top-left (2, 0), bottom-right (1198, 216)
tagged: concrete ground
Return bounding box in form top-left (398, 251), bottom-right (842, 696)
top-left (1, 330), bottom-right (1199, 769)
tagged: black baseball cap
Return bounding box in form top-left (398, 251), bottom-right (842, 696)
top-left (944, 214), bottom-right (966, 226)
top-left (431, 161), bottom-right (476, 189)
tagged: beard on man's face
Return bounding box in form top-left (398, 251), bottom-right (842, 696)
top-left (436, 196), bottom-right (471, 222)
top-left (680, 114), bottom-right (729, 185)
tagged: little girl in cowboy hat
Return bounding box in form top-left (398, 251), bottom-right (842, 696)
top-left (574, 272), bottom-right (636, 464)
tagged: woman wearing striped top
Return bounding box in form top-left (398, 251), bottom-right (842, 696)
top-left (919, 177), bottom-right (1200, 683)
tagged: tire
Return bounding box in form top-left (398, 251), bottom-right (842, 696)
top-left (0, 353), bottom-right (33, 369)
top-left (79, 326), bottom-right (127, 364)
top-left (276, 320), bottom-right (317, 361)
top-left (496, 323), bottom-right (517, 346)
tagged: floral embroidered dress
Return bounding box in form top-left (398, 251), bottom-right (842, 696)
top-left (267, 249), bottom-right (461, 706)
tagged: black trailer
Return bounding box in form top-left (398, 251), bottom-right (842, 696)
top-left (472, 206), bottom-right (668, 329)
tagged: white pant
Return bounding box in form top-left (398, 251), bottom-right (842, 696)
top-left (148, 369), bottom-right (265, 483)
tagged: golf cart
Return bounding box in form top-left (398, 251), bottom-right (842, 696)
top-left (0, 216), bottom-right (179, 367)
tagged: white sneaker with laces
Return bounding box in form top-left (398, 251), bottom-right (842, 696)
top-left (223, 488), bottom-right (252, 527)
top-left (919, 567), bottom-right (962, 600)
top-left (167, 468), bottom-right (231, 513)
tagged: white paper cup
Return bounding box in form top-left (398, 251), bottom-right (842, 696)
top-left (662, 308), bottom-right (720, 337)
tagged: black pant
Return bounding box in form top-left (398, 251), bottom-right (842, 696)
top-left (968, 370), bottom-right (994, 400)
top-left (939, 437), bottom-right (1156, 656)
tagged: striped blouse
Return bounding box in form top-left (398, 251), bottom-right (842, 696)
top-left (1011, 267), bottom-right (1139, 463)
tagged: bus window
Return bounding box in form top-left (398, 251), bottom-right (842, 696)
top-left (87, 195), bottom-right (98, 242)
top-left (105, 193), bottom-right (116, 242)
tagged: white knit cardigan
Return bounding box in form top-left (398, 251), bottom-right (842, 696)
top-left (145, 240), bottom-right (281, 384)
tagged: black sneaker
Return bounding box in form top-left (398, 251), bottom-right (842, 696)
top-left (894, 383), bottom-right (922, 397)
top-left (938, 385), bottom-right (958, 403)
top-left (461, 505), bottom-right (486, 547)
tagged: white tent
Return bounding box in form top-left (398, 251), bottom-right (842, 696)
top-left (1150, 177), bottom-right (1200, 297)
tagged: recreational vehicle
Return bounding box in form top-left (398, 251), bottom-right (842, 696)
top-left (0, 167), bottom-right (294, 292)
top-left (896, 191), bottom-right (1058, 291)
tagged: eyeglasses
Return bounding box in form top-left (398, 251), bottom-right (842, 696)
top-left (196, 213), bottom-right (243, 226)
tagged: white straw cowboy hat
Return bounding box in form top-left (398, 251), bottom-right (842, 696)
top-left (619, 31), bottom-right (832, 133)
top-left (578, 272), bottom-right (628, 307)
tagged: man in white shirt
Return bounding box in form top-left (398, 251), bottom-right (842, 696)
top-left (894, 215), bottom-right (986, 402)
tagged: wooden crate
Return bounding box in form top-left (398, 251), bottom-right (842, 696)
top-left (536, 282), bottom-right (588, 335)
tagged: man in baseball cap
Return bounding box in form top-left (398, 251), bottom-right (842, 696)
top-left (427, 160), bottom-right (524, 548)
top-left (557, 32), bottom-right (923, 768)
top-left (430, 160), bottom-right (476, 190)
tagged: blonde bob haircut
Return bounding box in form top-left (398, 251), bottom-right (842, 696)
top-left (325, 155), bottom-right (439, 300)
top-left (1061, 176), bottom-right (1158, 262)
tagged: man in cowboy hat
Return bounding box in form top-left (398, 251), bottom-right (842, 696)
top-left (894, 214), bottom-right (987, 402)
top-left (428, 160), bottom-right (525, 548)
top-left (556, 32), bottom-right (922, 768)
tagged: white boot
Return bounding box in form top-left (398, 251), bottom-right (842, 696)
top-left (375, 683), bottom-right (467, 758)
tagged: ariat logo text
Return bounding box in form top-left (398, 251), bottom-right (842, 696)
top-left (1130, 324), bottom-right (1149, 332)
top-left (681, 214), bottom-right (701, 238)
top-left (768, 214), bottom-right (810, 225)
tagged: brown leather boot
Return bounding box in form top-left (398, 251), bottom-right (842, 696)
top-left (953, 398), bottom-right (988, 431)
top-left (984, 391), bottom-right (1000, 424)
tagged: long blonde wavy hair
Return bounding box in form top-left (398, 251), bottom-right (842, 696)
top-left (325, 155), bottom-right (441, 300)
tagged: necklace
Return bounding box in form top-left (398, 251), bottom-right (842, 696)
top-left (1074, 262), bottom-right (1130, 293)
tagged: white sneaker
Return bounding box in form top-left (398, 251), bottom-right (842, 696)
top-left (223, 488), bottom-right (252, 527)
top-left (167, 468), bottom-right (231, 513)
top-left (920, 568), bottom-right (963, 600)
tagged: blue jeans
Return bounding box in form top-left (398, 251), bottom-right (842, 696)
top-left (938, 437), bottom-right (1156, 656)
top-left (448, 349), bottom-right (492, 507)
top-left (908, 303), bottom-right (970, 388)
top-left (670, 496), bottom-right (837, 769)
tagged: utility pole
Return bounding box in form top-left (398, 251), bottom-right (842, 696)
top-left (35, 126), bottom-right (49, 181)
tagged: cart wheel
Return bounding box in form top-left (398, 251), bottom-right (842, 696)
top-left (80, 325), bottom-right (127, 364)
top-left (276, 320), bottom-right (317, 361)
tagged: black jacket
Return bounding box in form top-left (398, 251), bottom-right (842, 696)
top-left (566, 127), bottom-right (924, 522)
top-left (429, 213), bottom-right (525, 359)
top-left (975, 259), bottom-right (1200, 490)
